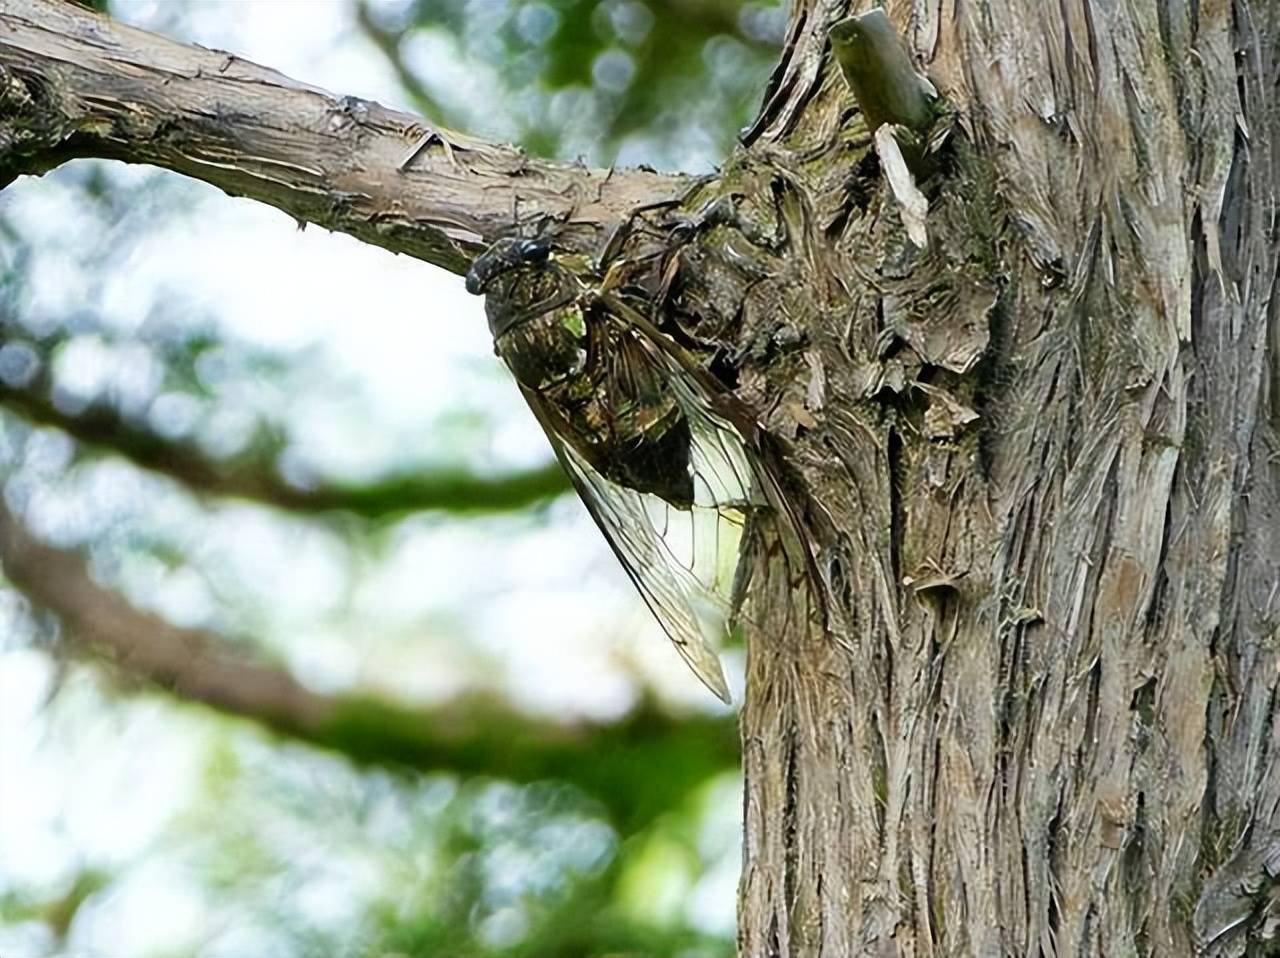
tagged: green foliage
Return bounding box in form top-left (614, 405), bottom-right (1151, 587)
top-left (316, 693), bottom-right (737, 830)
top-left (359, 0), bottom-right (784, 167)
top-left (0, 2), bottom-right (775, 955)
top-left (169, 725), bottom-right (732, 957)
top-left (0, 868), bottom-right (111, 941)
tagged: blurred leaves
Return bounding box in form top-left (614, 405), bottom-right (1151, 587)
top-left (0, 369), bottom-right (569, 517)
top-left (0, 160), bottom-right (570, 519)
top-left (0, 868), bottom-right (111, 944)
top-left (0, 1), bottom-right (777, 954)
top-left (160, 739), bottom-right (735, 958)
top-left (356, 0), bottom-right (784, 168)
top-left (0, 495), bottom-right (738, 828)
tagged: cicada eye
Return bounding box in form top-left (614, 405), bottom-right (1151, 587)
top-left (828, 19), bottom-right (860, 44)
top-left (512, 237), bottom-right (551, 264)
top-left (466, 237), bottom-right (554, 294)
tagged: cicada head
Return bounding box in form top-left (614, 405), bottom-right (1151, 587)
top-left (466, 238), bottom-right (592, 392)
top-left (465, 237), bottom-right (548, 292)
top-left (465, 238), bottom-right (580, 338)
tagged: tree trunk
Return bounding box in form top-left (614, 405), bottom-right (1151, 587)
top-left (734, 2), bottom-right (1280, 955)
top-left (2, 1), bottom-right (1278, 955)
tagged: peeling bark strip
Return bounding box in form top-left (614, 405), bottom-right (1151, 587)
top-left (2, 0), bottom-right (1279, 955)
top-left (0, 0), bottom-right (687, 274)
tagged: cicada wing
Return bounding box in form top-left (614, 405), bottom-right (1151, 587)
top-left (679, 381), bottom-right (761, 511)
top-left (559, 441), bottom-right (736, 703)
top-left (624, 317), bottom-right (822, 620)
top-left (519, 385), bottom-right (739, 702)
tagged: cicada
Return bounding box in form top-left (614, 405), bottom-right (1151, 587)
top-left (466, 236), bottom-right (794, 702)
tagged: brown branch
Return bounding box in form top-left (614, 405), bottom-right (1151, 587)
top-left (1, 383), bottom-right (569, 516)
top-left (0, 0), bottom-right (690, 274)
top-left (0, 499), bottom-right (737, 826)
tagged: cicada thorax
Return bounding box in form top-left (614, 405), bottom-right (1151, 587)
top-left (486, 273), bottom-right (695, 508)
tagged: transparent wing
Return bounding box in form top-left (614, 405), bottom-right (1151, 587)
top-left (561, 442), bottom-right (743, 703)
top-left (522, 379), bottom-right (758, 704)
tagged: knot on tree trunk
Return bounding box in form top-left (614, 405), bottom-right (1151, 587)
top-left (0, 63), bottom-right (63, 179)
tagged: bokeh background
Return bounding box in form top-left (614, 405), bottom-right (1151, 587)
top-left (0, 1), bottom-right (783, 955)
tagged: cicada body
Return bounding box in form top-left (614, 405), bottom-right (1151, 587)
top-left (492, 294), bottom-right (696, 509)
top-left (466, 237), bottom-right (790, 702)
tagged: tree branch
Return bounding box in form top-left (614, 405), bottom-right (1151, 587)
top-left (1, 382), bottom-right (569, 516)
top-left (0, 0), bottom-right (690, 274)
top-left (0, 500), bottom-right (736, 826)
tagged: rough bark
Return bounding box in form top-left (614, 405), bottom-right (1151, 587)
top-left (2, 0), bottom-right (1279, 956)
top-left (732, 1), bottom-right (1280, 956)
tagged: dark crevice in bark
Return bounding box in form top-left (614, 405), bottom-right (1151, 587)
top-left (1254, 685), bottom-right (1278, 799)
top-left (1079, 902), bottom-right (1097, 957)
top-left (1220, 130), bottom-right (1249, 279)
top-left (1021, 841), bottom-right (1033, 954)
top-left (782, 728), bottom-right (800, 940)
top-left (1270, 264), bottom-right (1280, 426)
top-left (1127, 790), bottom-right (1151, 952)
top-left (1201, 669), bottom-right (1226, 860)
top-left (1129, 677), bottom-right (1157, 724)
top-left (886, 423), bottom-right (904, 589)
top-left (1142, 499), bottom-right (1174, 634)
top-left (872, 716), bottom-right (889, 848)
top-left (1046, 788), bottom-right (1065, 943)
top-left (927, 729), bottom-right (943, 946)
top-left (1080, 657), bottom-right (1103, 784)
top-left (973, 294), bottom-right (1014, 481)
top-left (742, 5), bottom-right (807, 149)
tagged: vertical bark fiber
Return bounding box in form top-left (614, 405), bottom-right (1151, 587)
top-left (736, 1), bottom-right (1280, 955)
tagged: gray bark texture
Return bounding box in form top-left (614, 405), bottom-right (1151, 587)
top-left (1, 0), bottom-right (1278, 955)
